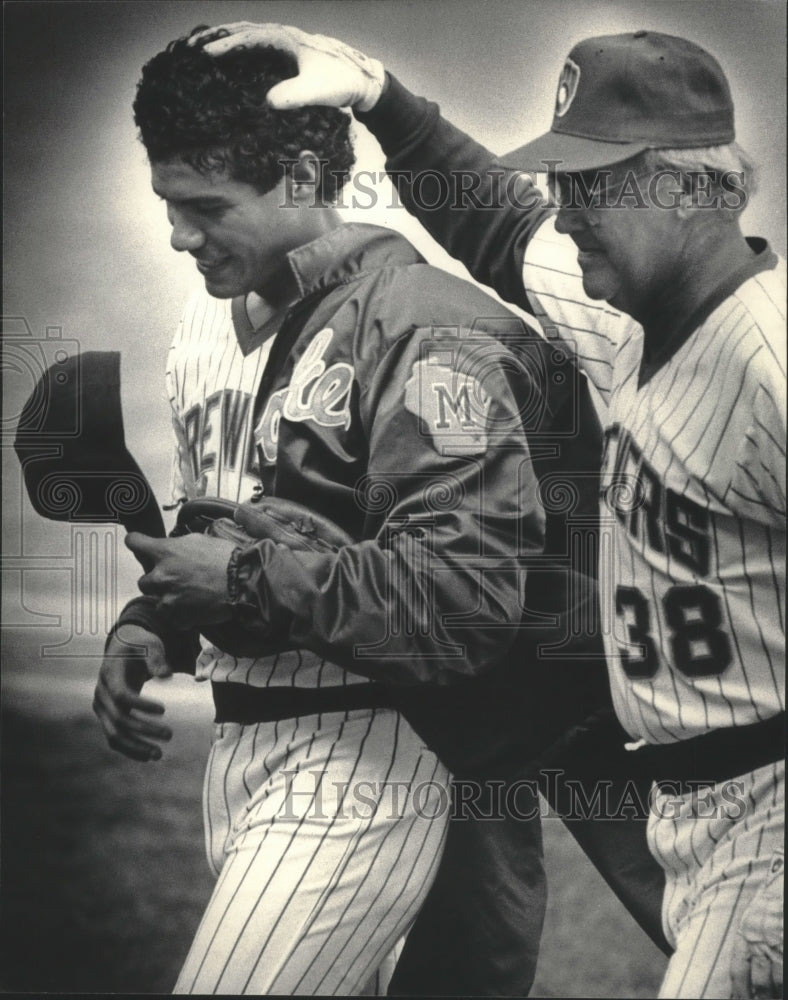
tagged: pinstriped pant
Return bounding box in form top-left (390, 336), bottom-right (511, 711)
top-left (649, 760), bottom-right (784, 999)
top-left (173, 707), bottom-right (450, 995)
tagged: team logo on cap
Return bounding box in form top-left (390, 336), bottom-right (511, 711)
top-left (555, 58), bottom-right (580, 117)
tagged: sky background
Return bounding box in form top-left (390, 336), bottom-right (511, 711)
top-left (3, 0), bottom-right (786, 657)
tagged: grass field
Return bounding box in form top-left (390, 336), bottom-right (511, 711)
top-left (0, 654), bottom-right (666, 997)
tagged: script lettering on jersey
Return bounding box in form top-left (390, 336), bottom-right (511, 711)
top-left (257, 328), bottom-right (353, 463)
top-left (603, 423), bottom-right (710, 575)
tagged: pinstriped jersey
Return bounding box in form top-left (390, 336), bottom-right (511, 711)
top-left (165, 288), bottom-right (353, 690)
top-left (524, 218), bottom-right (786, 743)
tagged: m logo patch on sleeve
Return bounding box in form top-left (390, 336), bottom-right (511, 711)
top-left (404, 356), bottom-right (492, 455)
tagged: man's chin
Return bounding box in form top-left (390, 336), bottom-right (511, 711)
top-left (202, 275), bottom-right (242, 299)
top-left (203, 283), bottom-right (234, 299)
top-left (579, 266), bottom-right (619, 305)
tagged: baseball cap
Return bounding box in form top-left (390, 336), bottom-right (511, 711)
top-left (14, 350), bottom-right (165, 537)
top-left (501, 31), bottom-right (735, 173)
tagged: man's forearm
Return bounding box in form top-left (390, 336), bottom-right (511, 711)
top-left (109, 596), bottom-right (199, 673)
top-left (356, 73), bottom-right (553, 310)
top-left (230, 537), bottom-right (525, 686)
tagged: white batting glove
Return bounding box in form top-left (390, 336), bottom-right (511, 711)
top-left (730, 849), bottom-right (783, 999)
top-left (193, 22), bottom-right (385, 112)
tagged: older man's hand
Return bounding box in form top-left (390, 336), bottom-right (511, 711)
top-left (191, 22), bottom-right (385, 111)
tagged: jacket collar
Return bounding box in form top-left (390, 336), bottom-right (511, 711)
top-left (285, 221), bottom-right (423, 298)
top-left (232, 223), bottom-right (422, 349)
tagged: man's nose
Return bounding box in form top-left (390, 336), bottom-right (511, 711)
top-left (169, 210), bottom-right (205, 253)
top-left (554, 204), bottom-right (594, 235)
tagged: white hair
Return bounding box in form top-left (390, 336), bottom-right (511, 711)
top-left (639, 142), bottom-right (756, 209)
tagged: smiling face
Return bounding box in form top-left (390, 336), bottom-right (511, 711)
top-left (151, 158), bottom-right (316, 300)
top-left (553, 167), bottom-right (684, 318)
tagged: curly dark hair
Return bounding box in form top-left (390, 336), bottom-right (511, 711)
top-left (133, 27), bottom-right (355, 200)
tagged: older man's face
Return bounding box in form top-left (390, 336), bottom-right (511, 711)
top-left (552, 166), bottom-right (686, 319)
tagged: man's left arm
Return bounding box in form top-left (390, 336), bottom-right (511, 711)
top-left (244, 329), bottom-right (543, 684)
top-left (732, 378), bottom-right (787, 522)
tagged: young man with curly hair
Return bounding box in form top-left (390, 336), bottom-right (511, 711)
top-left (93, 29), bottom-right (555, 995)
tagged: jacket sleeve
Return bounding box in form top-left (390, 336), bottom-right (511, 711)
top-left (355, 73), bottom-right (553, 312)
top-left (356, 75), bottom-right (633, 401)
top-left (229, 328), bottom-right (545, 686)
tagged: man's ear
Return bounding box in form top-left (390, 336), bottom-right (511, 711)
top-left (290, 149), bottom-right (322, 204)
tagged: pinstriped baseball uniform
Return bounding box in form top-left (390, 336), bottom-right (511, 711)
top-left (523, 216), bottom-right (785, 998)
top-left (164, 285), bottom-right (450, 995)
top-left (176, 710), bottom-right (447, 995)
top-left (523, 219), bottom-right (786, 742)
top-left (651, 760), bottom-right (784, 999)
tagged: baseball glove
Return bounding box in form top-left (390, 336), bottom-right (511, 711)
top-left (170, 495), bottom-right (354, 657)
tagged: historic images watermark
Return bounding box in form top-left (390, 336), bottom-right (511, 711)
top-left (278, 769), bottom-right (749, 822)
top-left (277, 161), bottom-right (748, 212)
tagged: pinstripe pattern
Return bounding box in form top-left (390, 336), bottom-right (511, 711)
top-left (650, 762), bottom-right (784, 998)
top-left (166, 288), bottom-right (269, 509)
top-left (522, 219), bottom-right (784, 997)
top-left (166, 284), bottom-right (450, 994)
top-left (598, 304), bottom-right (786, 741)
top-left (174, 708), bottom-right (450, 995)
top-left (523, 217), bottom-right (632, 405)
top-left (524, 220), bottom-right (786, 744)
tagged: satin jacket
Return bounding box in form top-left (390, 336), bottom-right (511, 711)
top-left (217, 222), bottom-right (546, 688)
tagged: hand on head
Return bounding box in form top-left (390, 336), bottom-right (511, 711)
top-left (190, 22), bottom-right (385, 111)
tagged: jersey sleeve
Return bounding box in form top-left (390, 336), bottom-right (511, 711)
top-left (356, 75), bottom-right (634, 403)
top-left (728, 375), bottom-right (787, 522)
top-left (230, 328), bottom-right (545, 686)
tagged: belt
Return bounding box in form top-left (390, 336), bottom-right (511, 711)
top-left (634, 711), bottom-right (786, 787)
top-left (212, 680), bottom-right (394, 725)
